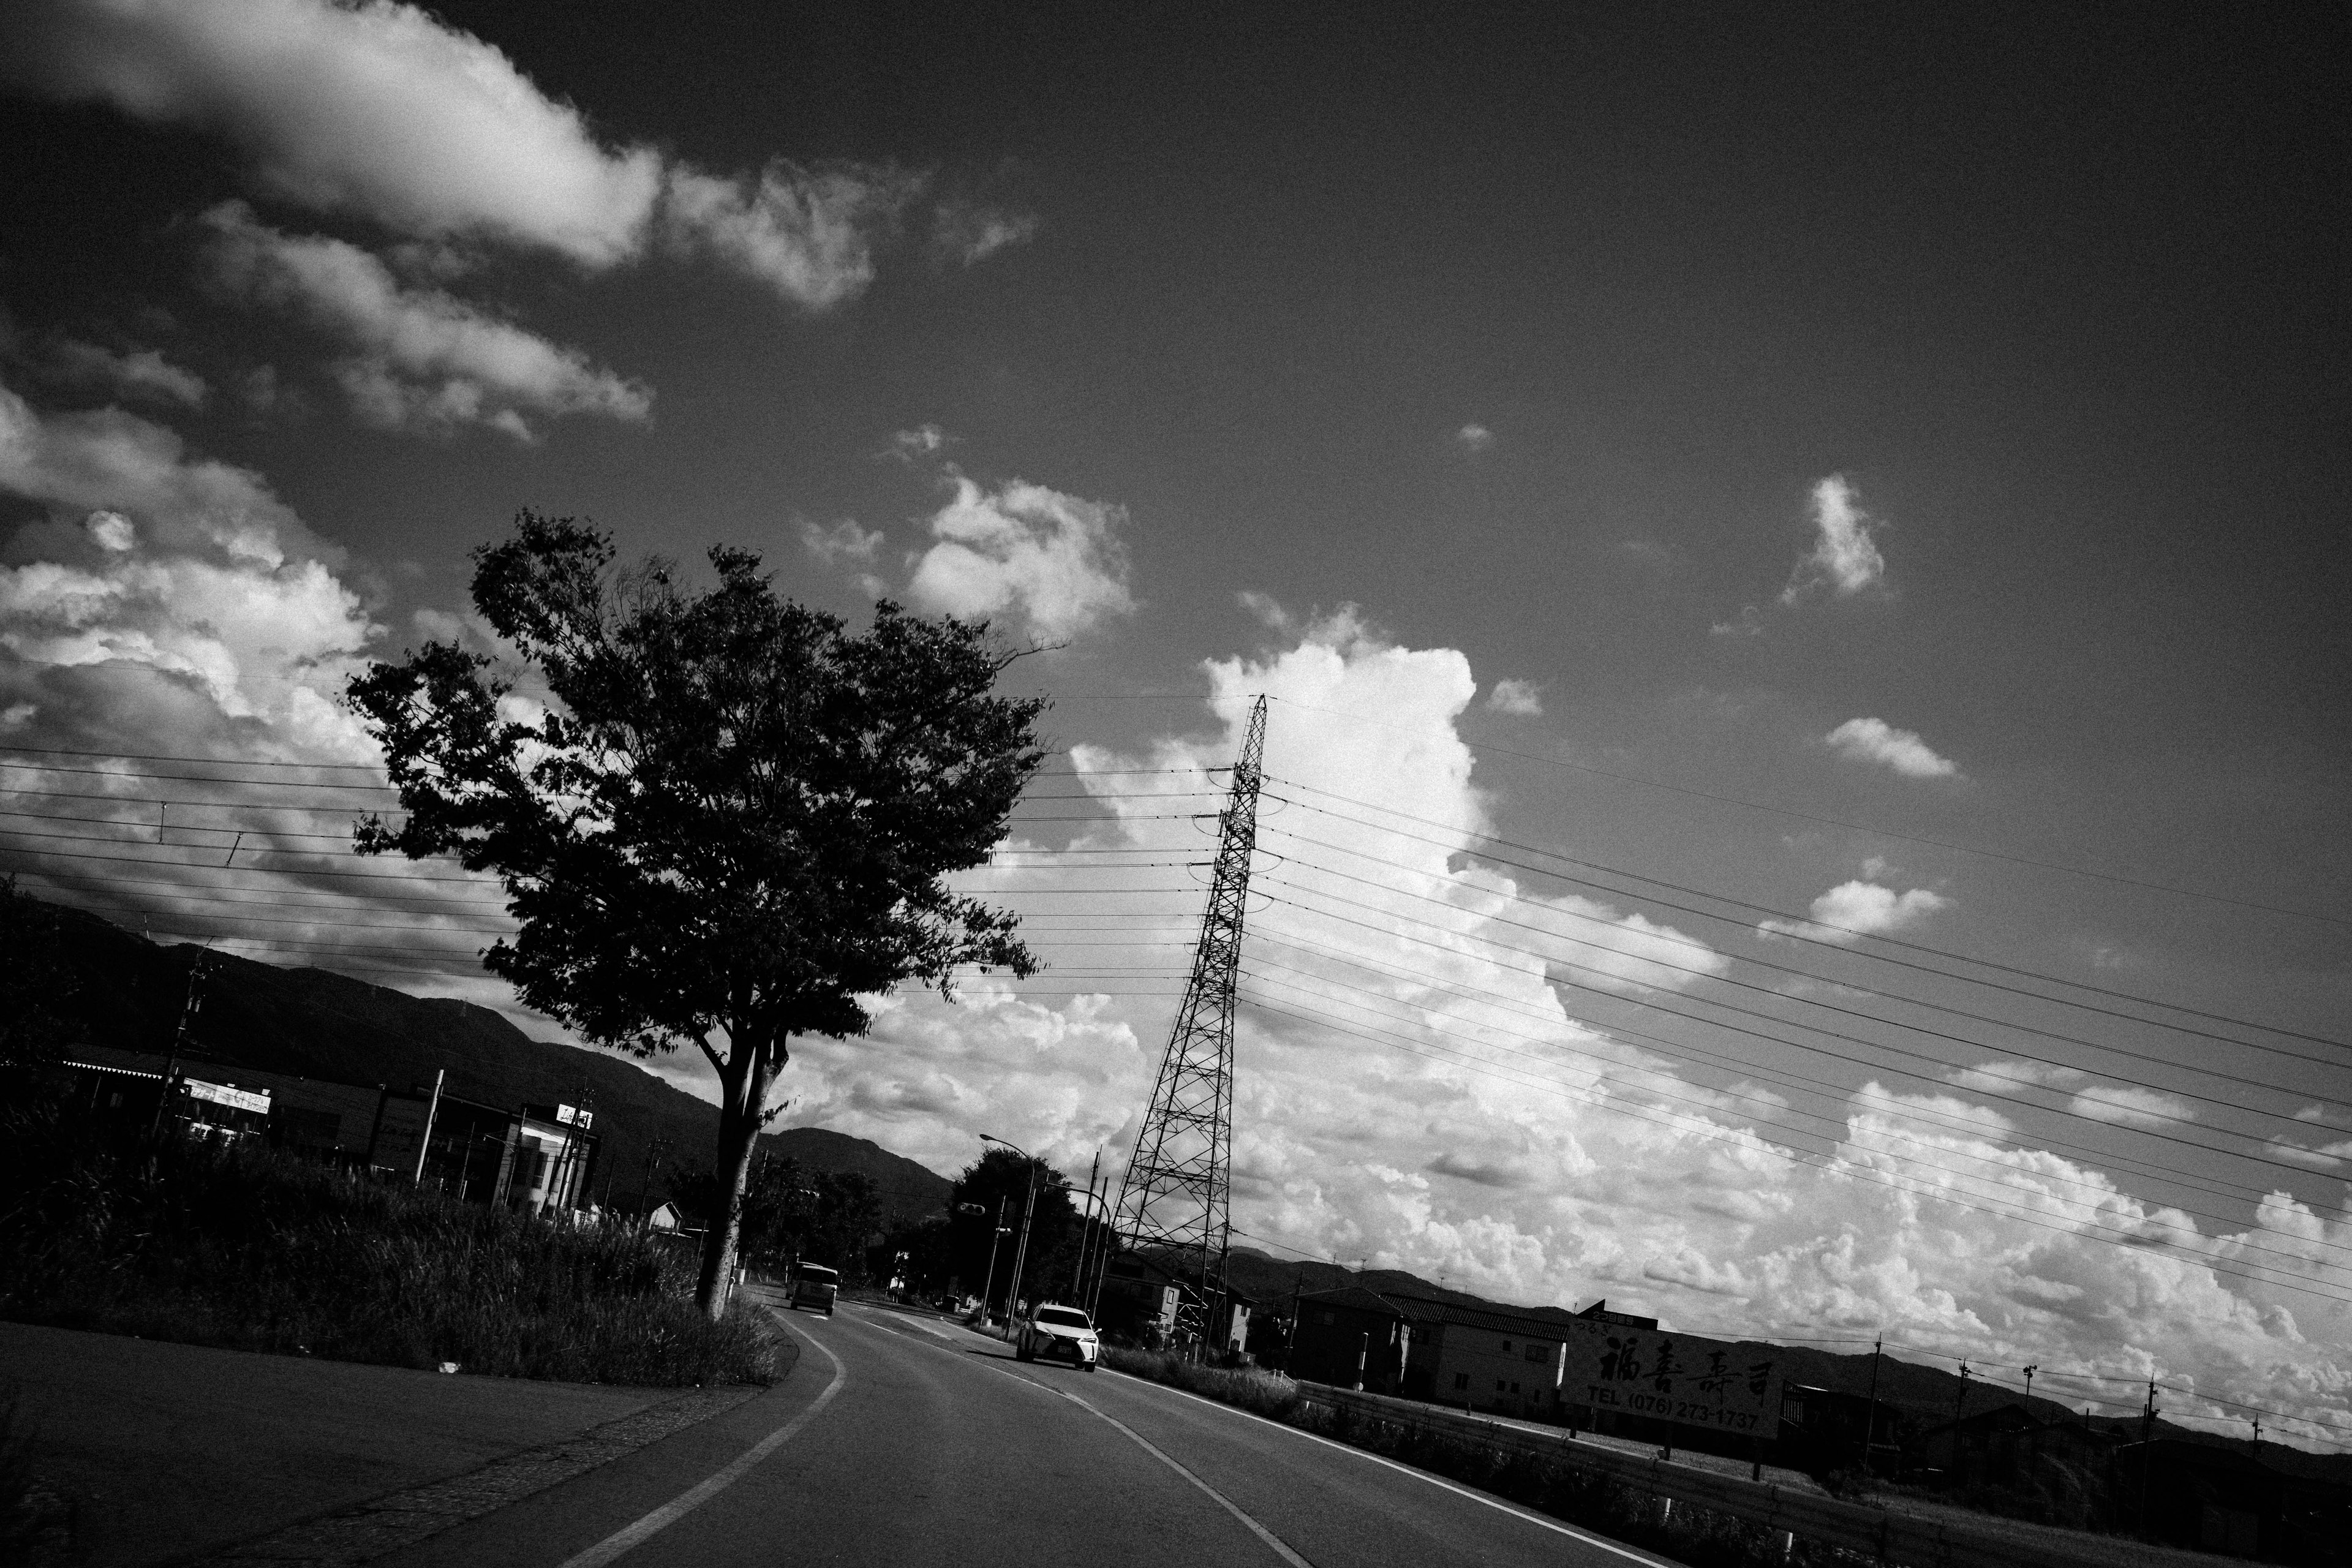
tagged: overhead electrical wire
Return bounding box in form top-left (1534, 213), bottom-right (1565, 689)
top-left (1234, 987), bottom-right (2352, 1310)
top-left (1238, 948), bottom-right (2352, 1273)
top-left (1256, 879), bottom-right (2352, 1190)
top-left (1258, 826), bottom-right (2348, 1122)
top-left (1270, 777), bottom-right (2350, 1057)
top-left (1257, 695), bottom-right (2350, 929)
top-left (1246, 923), bottom-right (2315, 1219)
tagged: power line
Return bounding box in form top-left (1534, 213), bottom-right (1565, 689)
top-left (1248, 923), bottom-right (2313, 1219)
top-left (1234, 988), bottom-right (2352, 1310)
top-left (1261, 695), bottom-right (2351, 929)
top-left (1260, 826), bottom-right (2349, 1121)
top-left (1270, 778), bottom-right (2351, 1057)
top-left (1257, 880), bottom-right (2352, 1190)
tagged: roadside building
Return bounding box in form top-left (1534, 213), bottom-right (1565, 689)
top-left (1779, 1382), bottom-right (1902, 1476)
top-left (1289, 1287), bottom-right (1415, 1393)
top-left (1388, 1295), bottom-right (1570, 1422)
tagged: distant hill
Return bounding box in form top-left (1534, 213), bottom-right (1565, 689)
top-left (23, 898), bottom-right (952, 1221)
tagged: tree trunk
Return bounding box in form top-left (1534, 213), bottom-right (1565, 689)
top-left (694, 1036), bottom-right (777, 1320)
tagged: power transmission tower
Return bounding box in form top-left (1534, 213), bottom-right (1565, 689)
top-left (1110, 695), bottom-right (1267, 1345)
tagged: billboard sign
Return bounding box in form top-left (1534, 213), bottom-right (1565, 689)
top-left (1561, 1319), bottom-right (1783, 1436)
top-left (186, 1079), bottom-right (271, 1115)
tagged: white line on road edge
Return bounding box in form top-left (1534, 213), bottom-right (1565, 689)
top-left (554, 1313), bottom-right (846, 1568)
top-left (1032, 1381), bottom-right (1315, 1568)
top-left (837, 1307), bottom-right (1310, 1566)
top-left (1099, 1370), bottom-right (1678, 1568)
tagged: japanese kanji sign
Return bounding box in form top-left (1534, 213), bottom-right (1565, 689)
top-left (1559, 1319), bottom-right (1784, 1436)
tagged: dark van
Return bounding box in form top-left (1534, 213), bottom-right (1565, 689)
top-left (789, 1263), bottom-right (839, 1315)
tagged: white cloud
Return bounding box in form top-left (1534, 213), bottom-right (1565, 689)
top-left (0, 374), bottom-right (531, 1012)
top-left (903, 475), bottom-right (1136, 643)
top-left (1456, 423), bottom-right (1494, 452)
top-left (1825, 716), bottom-right (1959, 779)
top-left (799, 518), bottom-right (883, 566)
top-left (930, 202), bottom-right (1039, 267)
top-left (661, 163), bottom-right (922, 311)
top-left (200, 203), bottom-right (650, 440)
top-left (889, 424), bottom-right (952, 461)
top-left (1485, 678), bottom-right (1543, 717)
top-left (1781, 473), bottom-right (1886, 603)
top-left (1762, 880), bottom-right (1951, 944)
top-left (3, 0), bottom-right (663, 266)
top-left (47, 339), bottom-right (208, 409)
top-left (2069, 1085), bottom-right (2197, 1129)
top-left (1709, 605), bottom-right (1763, 638)
top-left (4, 0), bottom-right (968, 311)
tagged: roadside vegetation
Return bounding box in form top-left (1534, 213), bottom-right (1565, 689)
top-left (1102, 1349), bottom-right (1858, 1567)
top-left (0, 1093), bottom-right (774, 1387)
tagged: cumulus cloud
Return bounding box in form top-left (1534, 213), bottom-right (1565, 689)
top-left (1456, 423), bottom-right (1494, 452)
top-left (1826, 717), bottom-right (1959, 779)
top-left (1781, 473), bottom-right (1885, 603)
top-left (2, 0), bottom-right (980, 311)
top-left (903, 475), bottom-right (1136, 643)
top-left (1762, 880), bottom-right (1951, 944)
top-left (46, 338), bottom-right (208, 408)
top-left (200, 202), bottom-right (650, 440)
top-left (799, 518), bottom-right (883, 566)
top-left (1486, 678), bottom-right (1543, 717)
top-left (0, 374), bottom-right (524, 1008)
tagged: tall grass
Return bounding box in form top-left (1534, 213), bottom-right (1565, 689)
top-left (0, 1092), bottom-right (771, 1387)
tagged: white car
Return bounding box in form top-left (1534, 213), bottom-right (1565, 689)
top-left (1015, 1303), bottom-right (1101, 1370)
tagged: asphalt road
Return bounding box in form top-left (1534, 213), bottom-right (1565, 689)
top-left (380, 1293), bottom-right (1683, 1568)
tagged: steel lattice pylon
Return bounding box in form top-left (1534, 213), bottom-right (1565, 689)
top-left (1109, 695), bottom-right (1266, 1338)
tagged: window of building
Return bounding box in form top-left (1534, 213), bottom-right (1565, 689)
top-left (1526, 1343), bottom-right (1548, 1362)
top-left (1501, 1339), bottom-right (1512, 1352)
top-left (1454, 1373), bottom-right (1470, 1391)
top-left (1495, 1379), bottom-right (1507, 1392)
top-left (1511, 1382), bottom-right (1521, 1394)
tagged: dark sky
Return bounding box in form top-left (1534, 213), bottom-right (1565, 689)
top-left (2, 0), bottom-right (2346, 1439)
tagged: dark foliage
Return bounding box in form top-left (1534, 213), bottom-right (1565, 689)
top-left (0, 880), bottom-right (87, 1069)
top-left (346, 513), bottom-right (1045, 1313)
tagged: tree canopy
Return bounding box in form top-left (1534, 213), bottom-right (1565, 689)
top-left (347, 513), bottom-right (1045, 1313)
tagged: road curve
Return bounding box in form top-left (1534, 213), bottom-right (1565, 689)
top-left (378, 1294), bottom-right (1683, 1568)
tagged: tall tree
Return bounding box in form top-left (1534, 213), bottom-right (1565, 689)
top-left (347, 513), bottom-right (1041, 1316)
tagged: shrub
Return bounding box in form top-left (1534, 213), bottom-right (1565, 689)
top-left (0, 1089), bottom-right (771, 1387)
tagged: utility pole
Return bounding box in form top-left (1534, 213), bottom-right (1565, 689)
top-left (2024, 1364), bottom-right (2037, 1408)
top-left (1955, 1360), bottom-right (1972, 1423)
top-left (2139, 1378), bottom-right (2160, 1538)
top-left (1860, 1338), bottom-right (1884, 1479)
top-left (149, 952), bottom-right (209, 1139)
top-left (978, 1196), bottom-right (1009, 1324)
top-left (1110, 697), bottom-right (1267, 1345)
top-left (1006, 1160), bottom-right (1042, 1322)
top-left (1070, 1150), bottom-right (1101, 1301)
top-left (411, 1068), bottom-right (445, 1186)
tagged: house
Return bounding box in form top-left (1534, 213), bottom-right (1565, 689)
top-left (1389, 1295), bottom-right (1571, 1423)
top-left (1780, 1383), bottom-right (1902, 1475)
top-left (1289, 1286), bottom-right (1417, 1393)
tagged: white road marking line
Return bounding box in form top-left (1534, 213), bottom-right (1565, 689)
top-left (1098, 1370), bottom-right (1678, 1568)
top-left (554, 1312), bottom-right (846, 1568)
top-left (840, 1308), bottom-right (1311, 1566)
top-left (1031, 1381), bottom-right (1315, 1568)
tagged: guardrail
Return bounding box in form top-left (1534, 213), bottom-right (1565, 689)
top-left (1294, 1384), bottom-right (2116, 1568)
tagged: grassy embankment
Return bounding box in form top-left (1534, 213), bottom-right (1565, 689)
top-left (1, 1096), bottom-right (773, 1387)
top-left (1102, 1348), bottom-right (1858, 1567)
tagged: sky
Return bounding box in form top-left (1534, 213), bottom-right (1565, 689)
top-left (2, 1), bottom-right (2348, 1446)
